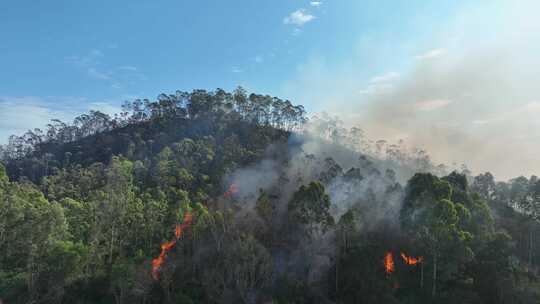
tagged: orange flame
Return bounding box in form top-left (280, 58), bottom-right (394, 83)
top-left (384, 252), bottom-right (395, 274)
top-left (151, 240), bottom-right (176, 279)
top-left (224, 183), bottom-right (239, 198)
top-left (175, 213), bottom-right (193, 238)
top-left (400, 252), bottom-right (424, 266)
top-left (152, 212), bottom-right (193, 280)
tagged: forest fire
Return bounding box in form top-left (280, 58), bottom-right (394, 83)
top-left (400, 252), bottom-right (424, 266)
top-left (224, 183), bottom-right (239, 198)
top-left (384, 252), bottom-right (395, 274)
top-left (383, 251), bottom-right (423, 275)
top-left (152, 212), bottom-right (193, 280)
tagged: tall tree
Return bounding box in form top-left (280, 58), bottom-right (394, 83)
top-left (400, 173), bottom-right (473, 298)
top-left (288, 181), bottom-right (335, 237)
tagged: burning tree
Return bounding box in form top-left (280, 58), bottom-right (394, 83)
top-left (384, 252), bottom-right (395, 274)
top-left (400, 252), bottom-right (423, 266)
top-left (152, 212), bottom-right (194, 280)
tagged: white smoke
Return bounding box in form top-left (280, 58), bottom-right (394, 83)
top-left (284, 1), bottom-right (540, 180)
top-left (224, 159), bottom-right (280, 204)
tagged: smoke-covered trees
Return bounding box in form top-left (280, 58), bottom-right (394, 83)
top-left (288, 181), bottom-right (335, 236)
top-left (469, 231), bottom-right (514, 303)
top-left (1, 90), bottom-right (540, 303)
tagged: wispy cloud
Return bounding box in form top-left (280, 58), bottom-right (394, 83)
top-left (0, 97), bottom-right (79, 142)
top-left (65, 51), bottom-right (101, 68)
top-left (116, 65), bottom-right (138, 72)
top-left (87, 67), bottom-right (113, 81)
top-left (369, 72), bottom-right (400, 84)
top-left (232, 66), bottom-right (243, 73)
top-left (357, 72), bottom-right (400, 96)
top-left (357, 83), bottom-right (394, 96)
top-left (283, 9), bottom-right (315, 26)
top-left (88, 101), bottom-right (122, 116)
top-left (66, 49), bottom-right (146, 89)
top-left (310, 1), bottom-right (323, 7)
top-left (415, 48), bottom-right (446, 60)
top-left (0, 96), bottom-right (124, 143)
top-left (414, 99), bottom-right (453, 111)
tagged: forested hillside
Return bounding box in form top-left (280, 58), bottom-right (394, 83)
top-left (1, 88), bottom-right (539, 303)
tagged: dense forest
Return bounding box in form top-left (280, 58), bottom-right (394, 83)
top-left (1, 88), bottom-right (539, 303)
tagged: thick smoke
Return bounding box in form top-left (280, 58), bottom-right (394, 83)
top-left (286, 1), bottom-right (540, 180)
top-left (224, 159), bottom-right (280, 204)
top-left (355, 47), bottom-right (540, 180)
top-left (223, 127), bottom-right (428, 230)
top-left (220, 130), bottom-right (410, 290)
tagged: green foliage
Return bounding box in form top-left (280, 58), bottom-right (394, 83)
top-left (288, 181), bottom-right (335, 235)
top-left (0, 91), bottom-right (538, 303)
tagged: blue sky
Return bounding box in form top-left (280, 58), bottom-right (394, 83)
top-left (2, 1), bottom-right (540, 178)
top-left (1, 1), bottom-right (457, 113)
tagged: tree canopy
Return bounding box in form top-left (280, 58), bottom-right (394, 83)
top-left (1, 88), bottom-right (539, 303)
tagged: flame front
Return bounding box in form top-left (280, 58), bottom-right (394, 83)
top-left (152, 212), bottom-right (193, 280)
top-left (400, 252), bottom-right (424, 266)
top-left (224, 183), bottom-right (239, 198)
top-left (175, 213), bottom-right (193, 238)
top-left (384, 252), bottom-right (395, 274)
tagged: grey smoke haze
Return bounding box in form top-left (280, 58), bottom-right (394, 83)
top-left (285, 1), bottom-right (540, 180)
top-left (223, 135), bottom-right (410, 289)
top-left (226, 134), bottom-right (407, 229)
top-left (224, 159), bottom-right (280, 204)
top-left (356, 48), bottom-right (540, 181)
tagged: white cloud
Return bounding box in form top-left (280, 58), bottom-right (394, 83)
top-left (116, 65), bottom-right (138, 71)
top-left (89, 102), bottom-right (122, 116)
top-left (369, 72), bottom-right (400, 83)
top-left (283, 9), bottom-right (315, 26)
top-left (87, 67), bottom-right (112, 80)
top-left (0, 97), bottom-right (78, 143)
top-left (310, 1), bottom-right (322, 7)
top-left (67, 50), bottom-right (145, 87)
top-left (66, 53), bottom-right (100, 68)
top-left (414, 99), bottom-right (453, 111)
top-left (415, 48), bottom-right (446, 60)
top-left (358, 83), bottom-right (394, 96)
top-left (0, 96), bottom-right (124, 143)
top-left (232, 66), bottom-right (242, 73)
top-left (356, 72), bottom-right (400, 96)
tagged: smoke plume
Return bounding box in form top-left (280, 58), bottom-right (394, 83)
top-left (286, 1), bottom-right (540, 180)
